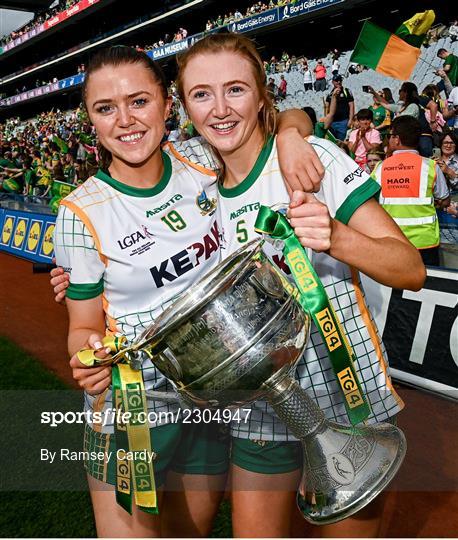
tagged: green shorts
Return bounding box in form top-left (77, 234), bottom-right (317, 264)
top-left (231, 415), bottom-right (398, 474)
top-left (84, 421), bottom-right (229, 487)
top-left (231, 437), bottom-right (303, 474)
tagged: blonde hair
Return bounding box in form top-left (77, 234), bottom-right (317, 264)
top-left (176, 33), bottom-right (277, 140)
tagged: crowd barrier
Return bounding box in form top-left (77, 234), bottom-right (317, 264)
top-left (0, 206), bottom-right (55, 264)
top-left (362, 270), bottom-right (458, 399)
top-left (1, 202), bottom-right (456, 398)
top-left (150, 0), bottom-right (345, 61)
top-left (439, 211), bottom-right (458, 244)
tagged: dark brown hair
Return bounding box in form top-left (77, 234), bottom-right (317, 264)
top-left (82, 46), bottom-right (168, 170)
top-left (439, 131), bottom-right (457, 149)
top-left (391, 116), bottom-right (421, 148)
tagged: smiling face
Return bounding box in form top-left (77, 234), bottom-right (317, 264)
top-left (182, 51), bottom-right (264, 158)
top-left (441, 135), bottom-right (456, 157)
top-left (85, 62), bottom-right (170, 176)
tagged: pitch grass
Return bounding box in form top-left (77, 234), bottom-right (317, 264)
top-left (0, 336), bottom-right (232, 538)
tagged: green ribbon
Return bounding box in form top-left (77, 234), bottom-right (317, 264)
top-left (112, 366), bottom-right (133, 514)
top-left (112, 363), bottom-right (159, 515)
top-left (255, 206), bottom-right (371, 425)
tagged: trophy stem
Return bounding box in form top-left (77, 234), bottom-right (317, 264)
top-left (263, 376), bottom-right (407, 525)
top-left (263, 377), bottom-right (326, 439)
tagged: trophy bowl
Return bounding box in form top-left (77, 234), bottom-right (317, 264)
top-left (132, 237), bottom-right (406, 524)
top-left (137, 239), bottom-right (309, 408)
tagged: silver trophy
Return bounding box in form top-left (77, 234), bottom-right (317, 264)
top-left (126, 240), bottom-right (406, 524)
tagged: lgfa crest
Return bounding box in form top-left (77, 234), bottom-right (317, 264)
top-left (196, 190), bottom-right (217, 216)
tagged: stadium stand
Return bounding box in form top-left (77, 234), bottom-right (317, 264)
top-left (273, 34), bottom-right (457, 114)
top-left (0, 0), bottom-right (457, 255)
top-left (0, 2), bottom-right (457, 538)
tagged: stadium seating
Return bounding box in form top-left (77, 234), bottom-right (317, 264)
top-left (273, 34), bottom-right (456, 116)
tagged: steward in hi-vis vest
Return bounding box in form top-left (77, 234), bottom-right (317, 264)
top-left (371, 116), bottom-right (449, 266)
top-left (373, 151), bottom-right (440, 248)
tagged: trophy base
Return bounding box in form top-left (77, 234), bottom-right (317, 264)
top-left (297, 422), bottom-right (407, 525)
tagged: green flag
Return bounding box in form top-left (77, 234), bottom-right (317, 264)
top-left (78, 132), bottom-right (94, 145)
top-left (350, 21), bottom-right (421, 80)
top-left (51, 180), bottom-right (75, 198)
top-left (395, 10), bottom-right (435, 48)
top-left (52, 135), bottom-right (69, 154)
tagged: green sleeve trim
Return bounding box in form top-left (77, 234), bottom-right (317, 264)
top-left (67, 278), bottom-right (104, 300)
top-left (334, 178), bottom-right (381, 225)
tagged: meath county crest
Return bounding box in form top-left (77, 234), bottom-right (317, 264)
top-left (196, 190), bottom-right (217, 216)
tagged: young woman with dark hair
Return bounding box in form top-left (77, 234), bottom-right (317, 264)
top-left (51, 44), bottom-right (324, 537)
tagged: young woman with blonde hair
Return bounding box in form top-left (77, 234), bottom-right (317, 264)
top-left (174, 33), bottom-right (425, 538)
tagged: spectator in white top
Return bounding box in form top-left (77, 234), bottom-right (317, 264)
top-left (444, 86), bottom-right (458, 138)
top-left (302, 65), bottom-right (313, 91)
top-left (331, 58), bottom-right (340, 76)
top-left (448, 20), bottom-right (458, 43)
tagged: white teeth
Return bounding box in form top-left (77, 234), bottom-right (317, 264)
top-left (212, 122), bottom-right (236, 130)
top-left (119, 132), bottom-right (143, 142)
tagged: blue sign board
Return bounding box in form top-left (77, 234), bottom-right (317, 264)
top-left (0, 209), bottom-right (56, 264)
top-left (59, 72), bottom-right (85, 90)
top-left (229, 8), bottom-right (279, 33)
top-left (279, 0), bottom-right (345, 21)
top-left (148, 38), bottom-right (190, 61)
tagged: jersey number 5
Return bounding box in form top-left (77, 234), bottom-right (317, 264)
top-left (161, 210), bottom-right (187, 232)
top-left (236, 219), bottom-right (248, 243)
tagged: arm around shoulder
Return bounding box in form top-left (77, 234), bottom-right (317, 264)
top-left (276, 110), bottom-right (325, 193)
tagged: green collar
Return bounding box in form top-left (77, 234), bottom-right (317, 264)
top-left (218, 135), bottom-right (275, 198)
top-left (95, 151), bottom-right (172, 198)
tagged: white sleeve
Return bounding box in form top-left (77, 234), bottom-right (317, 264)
top-left (170, 137), bottom-right (219, 171)
top-left (310, 136), bottom-right (381, 224)
top-left (447, 87), bottom-right (458, 106)
top-left (53, 205), bottom-right (105, 300)
top-left (434, 165), bottom-right (451, 200)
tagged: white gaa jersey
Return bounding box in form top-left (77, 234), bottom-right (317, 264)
top-left (218, 135), bottom-right (404, 441)
top-left (54, 142), bottom-right (220, 433)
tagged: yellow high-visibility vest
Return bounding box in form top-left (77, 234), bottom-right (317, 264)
top-left (372, 151), bottom-right (439, 249)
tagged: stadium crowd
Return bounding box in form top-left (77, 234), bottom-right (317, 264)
top-left (0, 11), bottom-right (457, 256)
top-left (1, 66), bottom-right (457, 216)
top-left (1, 0), bottom-right (304, 52)
top-left (1, 0), bottom-right (80, 48)
top-left (0, 107), bottom-right (97, 210)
